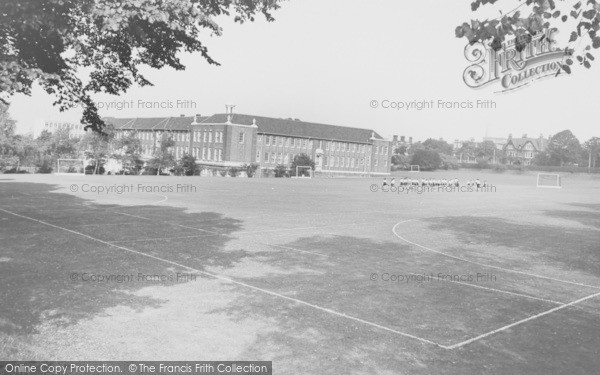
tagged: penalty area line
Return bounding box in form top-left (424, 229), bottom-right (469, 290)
top-left (0, 207), bottom-right (447, 349)
top-left (392, 220), bottom-right (600, 290)
top-left (446, 291), bottom-right (600, 349)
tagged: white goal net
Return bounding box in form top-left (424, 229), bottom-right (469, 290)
top-left (410, 165), bottom-right (420, 172)
top-left (294, 166), bottom-right (314, 178)
top-left (536, 173), bottom-right (561, 188)
top-left (56, 159), bottom-right (85, 175)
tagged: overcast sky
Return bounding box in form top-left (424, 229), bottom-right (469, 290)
top-left (8, 0), bottom-right (599, 143)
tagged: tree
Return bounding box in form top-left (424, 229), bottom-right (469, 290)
top-left (410, 149), bottom-right (442, 171)
top-left (391, 154), bottom-right (410, 170)
top-left (421, 138), bottom-right (453, 155)
top-left (531, 151), bottom-right (552, 166)
top-left (34, 127), bottom-right (79, 172)
top-left (290, 153), bottom-right (315, 176)
top-left (0, 104), bottom-right (19, 170)
top-left (112, 131), bottom-right (144, 174)
top-left (394, 145), bottom-right (408, 155)
top-left (456, 141), bottom-right (477, 163)
top-left (475, 140), bottom-right (497, 161)
top-left (0, 0), bottom-right (283, 133)
top-left (79, 126), bottom-right (114, 174)
top-left (547, 130), bottom-right (581, 166)
top-left (242, 163), bottom-right (259, 178)
top-left (174, 154), bottom-right (198, 176)
top-left (456, 0), bottom-right (600, 74)
top-left (273, 164), bottom-right (288, 177)
top-left (146, 133), bottom-right (175, 175)
top-left (583, 137), bottom-right (600, 168)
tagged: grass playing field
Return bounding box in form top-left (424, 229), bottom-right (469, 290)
top-left (1, 170), bottom-right (599, 374)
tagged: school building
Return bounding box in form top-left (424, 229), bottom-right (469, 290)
top-left (106, 107), bottom-right (392, 176)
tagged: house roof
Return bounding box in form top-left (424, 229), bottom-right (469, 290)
top-left (200, 113), bottom-right (384, 144)
top-left (504, 137), bottom-right (548, 151)
top-left (104, 116), bottom-right (209, 131)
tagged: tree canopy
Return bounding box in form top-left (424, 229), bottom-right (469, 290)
top-left (456, 0), bottom-right (600, 73)
top-left (0, 0), bottom-right (282, 133)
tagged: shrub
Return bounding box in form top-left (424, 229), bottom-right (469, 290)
top-left (492, 164), bottom-right (507, 173)
top-left (3, 168), bottom-right (29, 174)
top-left (475, 158), bottom-right (489, 169)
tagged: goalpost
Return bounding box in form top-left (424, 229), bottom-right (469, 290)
top-left (56, 159), bottom-right (86, 175)
top-left (536, 173), bottom-right (561, 188)
top-left (410, 165), bottom-right (420, 172)
top-left (294, 166), bottom-right (314, 178)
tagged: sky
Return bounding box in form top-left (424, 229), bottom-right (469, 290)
top-left (7, 0), bottom-right (600, 143)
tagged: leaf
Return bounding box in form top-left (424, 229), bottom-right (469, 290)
top-left (594, 37), bottom-right (600, 49)
top-left (584, 60), bottom-right (591, 68)
top-left (569, 31), bottom-right (579, 42)
top-left (562, 64), bottom-right (572, 74)
top-left (586, 52), bottom-right (595, 60)
top-left (566, 58), bottom-right (573, 65)
top-left (582, 10), bottom-right (597, 19)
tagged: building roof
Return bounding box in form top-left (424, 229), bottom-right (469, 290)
top-left (200, 113), bottom-right (384, 144)
top-left (505, 137), bottom-right (548, 151)
top-left (104, 116), bottom-right (209, 131)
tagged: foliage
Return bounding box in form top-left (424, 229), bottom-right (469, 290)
top-left (420, 138), bottom-right (454, 155)
top-left (547, 129), bottom-right (582, 165)
top-left (146, 132), bottom-right (175, 175)
top-left (475, 140), bottom-right (497, 160)
top-left (583, 136), bottom-right (600, 168)
top-left (0, 0), bottom-right (282, 133)
top-left (228, 166), bottom-right (241, 177)
top-left (273, 164), bottom-right (288, 177)
top-left (456, 0), bottom-right (600, 73)
top-left (440, 154), bottom-right (461, 170)
top-left (531, 151), bottom-right (552, 166)
top-left (475, 158), bottom-right (490, 169)
top-left (410, 149), bottom-right (442, 171)
top-left (290, 153), bottom-right (314, 176)
top-left (242, 163), bottom-right (259, 177)
top-left (394, 145), bottom-right (408, 155)
top-left (391, 154), bottom-right (410, 169)
top-left (112, 130), bottom-right (144, 174)
top-left (172, 154), bottom-right (197, 176)
top-left (78, 125), bottom-right (114, 174)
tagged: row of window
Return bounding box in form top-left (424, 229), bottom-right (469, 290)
top-left (193, 130), bottom-right (224, 144)
top-left (116, 130), bottom-right (190, 142)
top-left (259, 135), bottom-right (311, 148)
top-left (191, 147), bottom-right (223, 162)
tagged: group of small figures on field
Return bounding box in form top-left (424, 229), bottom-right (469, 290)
top-left (382, 177), bottom-right (488, 188)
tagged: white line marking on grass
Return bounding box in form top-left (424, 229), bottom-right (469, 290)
top-left (0, 207), bottom-right (447, 349)
top-left (410, 273), bottom-right (564, 305)
top-left (261, 242), bottom-right (329, 257)
top-left (108, 219), bottom-right (398, 244)
top-left (446, 291), bottom-right (600, 349)
top-left (114, 212), bottom-right (151, 221)
top-left (392, 220), bottom-right (600, 290)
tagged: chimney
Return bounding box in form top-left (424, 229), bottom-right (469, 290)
top-left (508, 133), bottom-right (512, 139)
top-left (180, 114), bottom-right (185, 117)
top-left (409, 137), bottom-right (413, 143)
top-left (522, 133), bottom-right (527, 138)
top-left (393, 135), bottom-right (398, 142)
top-left (400, 136), bottom-right (405, 142)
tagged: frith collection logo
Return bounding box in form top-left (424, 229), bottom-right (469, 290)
top-left (463, 29), bottom-right (565, 92)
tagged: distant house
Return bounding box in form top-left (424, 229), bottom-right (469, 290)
top-left (503, 134), bottom-right (548, 166)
